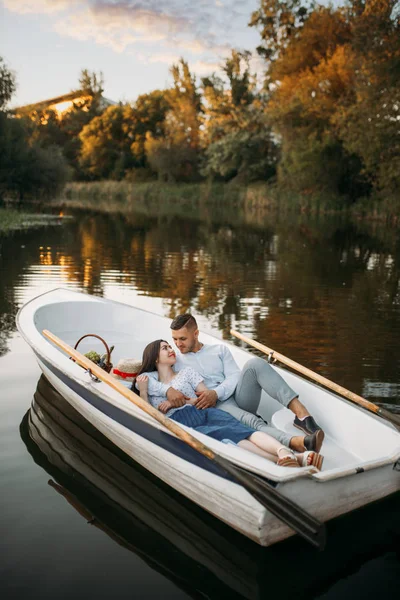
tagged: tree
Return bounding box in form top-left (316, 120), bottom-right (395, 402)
top-left (78, 91), bottom-right (169, 181)
top-left (0, 57), bottom-right (16, 110)
top-left (202, 51), bottom-right (257, 148)
top-left (128, 90), bottom-right (169, 169)
top-left (13, 69), bottom-right (108, 179)
top-left (145, 130), bottom-right (199, 182)
top-left (60, 69), bottom-right (107, 177)
top-left (251, 1), bottom-right (400, 196)
top-left (249, 0), bottom-right (315, 80)
top-left (333, 0), bottom-right (400, 192)
top-left (201, 51), bottom-right (277, 182)
top-left (202, 99), bottom-right (277, 182)
top-left (223, 50), bottom-right (255, 107)
top-left (146, 59), bottom-right (203, 181)
top-left (79, 104), bottom-right (133, 180)
top-left (0, 112), bottom-right (70, 201)
top-left (0, 56), bottom-right (70, 201)
top-left (251, 5), bottom-right (367, 195)
top-left (168, 58), bottom-right (202, 149)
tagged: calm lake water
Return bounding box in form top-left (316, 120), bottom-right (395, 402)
top-left (1, 204), bottom-right (399, 599)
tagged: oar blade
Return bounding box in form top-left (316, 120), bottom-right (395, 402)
top-left (213, 455), bottom-right (326, 550)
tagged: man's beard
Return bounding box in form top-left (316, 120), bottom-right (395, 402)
top-left (185, 339), bottom-right (196, 353)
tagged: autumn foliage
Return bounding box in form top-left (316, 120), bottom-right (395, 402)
top-left (1, 1), bottom-right (399, 204)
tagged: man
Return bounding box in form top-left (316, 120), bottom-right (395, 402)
top-left (147, 314), bottom-right (324, 453)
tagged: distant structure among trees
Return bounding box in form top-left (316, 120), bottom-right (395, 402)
top-left (12, 90), bottom-right (115, 120)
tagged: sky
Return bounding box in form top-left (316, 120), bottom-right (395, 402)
top-left (0, 0), bottom-right (264, 108)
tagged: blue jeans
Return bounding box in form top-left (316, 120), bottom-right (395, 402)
top-left (170, 405), bottom-right (255, 443)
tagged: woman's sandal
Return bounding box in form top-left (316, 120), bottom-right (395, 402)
top-left (277, 447), bottom-right (301, 468)
top-left (301, 451), bottom-right (324, 471)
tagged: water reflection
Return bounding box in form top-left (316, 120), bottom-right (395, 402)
top-left (21, 375), bottom-right (400, 600)
top-left (0, 206), bottom-right (399, 405)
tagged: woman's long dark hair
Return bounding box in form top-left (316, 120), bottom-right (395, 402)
top-left (137, 339), bottom-right (167, 376)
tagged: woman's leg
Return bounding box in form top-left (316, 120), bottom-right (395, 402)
top-left (248, 432), bottom-right (299, 467)
top-left (248, 431), bottom-right (291, 457)
top-left (237, 439), bottom-right (277, 462)
top-left (239, 437), bottom-right (323, 469)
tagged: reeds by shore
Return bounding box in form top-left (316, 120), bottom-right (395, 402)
top-left (60, 181), bottom-right (353, 216)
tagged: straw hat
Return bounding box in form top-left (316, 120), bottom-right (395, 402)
top-left (112, 358), bottom-right (142, 381)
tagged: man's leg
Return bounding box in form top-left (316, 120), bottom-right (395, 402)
top-left (235, 357), bottom-right (311, 418)
top-left (234, 357), bottom-right (324, 447)
top-left (218, 398), bottom-right (323, 453)
top-left (216, 398), bottom-right (292, 447)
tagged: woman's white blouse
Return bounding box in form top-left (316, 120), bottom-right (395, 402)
top-left (142, 367), bottom-right (203, 417)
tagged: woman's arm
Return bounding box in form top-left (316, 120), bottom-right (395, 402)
top-left (137, 375), bottom-right (173, 414)
top-left (136, 375), bottom-right (149, 401)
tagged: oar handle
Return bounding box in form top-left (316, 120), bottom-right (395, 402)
top-left (231, 330), bottom-right (400, 429)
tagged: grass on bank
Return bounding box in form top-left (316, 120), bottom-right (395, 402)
top-left (0, 209), bottom-right (30, 233)
top-left (0, 208), bottom-right (65, 234)
top-left (60, 180), bottom-right (350, 216)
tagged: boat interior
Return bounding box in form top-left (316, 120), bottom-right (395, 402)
top-left (24, 290), bottom-right (400, 483)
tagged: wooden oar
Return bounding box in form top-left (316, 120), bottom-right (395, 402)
top-left (43, 329), bottom-right (325, 549)
top-left (231, 330), bottom-right (400, 429)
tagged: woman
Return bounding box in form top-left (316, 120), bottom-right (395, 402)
top-left (134, 340), bottom-right (323, 470)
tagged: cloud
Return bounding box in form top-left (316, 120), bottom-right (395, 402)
top-left (3, 0), bottom-right (79, 14)
top-left (190, 60), bottom-right (221, 76)
top-left (5, 0), bottom-right (258, 64)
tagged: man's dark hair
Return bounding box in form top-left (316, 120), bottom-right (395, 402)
top-left (170, 314), bottom-right (198, 331)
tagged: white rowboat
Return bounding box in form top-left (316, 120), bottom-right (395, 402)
top-left (17, 288), bottom-right (400, 547)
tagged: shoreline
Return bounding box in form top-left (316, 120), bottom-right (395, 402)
top-left (59, 181), bottom-right (400, 225)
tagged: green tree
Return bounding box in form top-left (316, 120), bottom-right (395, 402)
top-left (78, 90), bottom-right (169, 181)
top-left (202, 51), bottom-right (257, 148)
top-left (61, 69), bottom-right (106, 177)
top-left (250, 0), bottom-right (315, 77)
top-left (128, 90), bottom-right (169, 169)
top-left (0, 112), bottom-right (70, 201)
top-left (146, 59), bottom-right (202, 181)
top-left (79, 104), bottom-right (133, 180)
top-left (252, 1), bottom-right (400, 196)
top-left (333, 0), bottom-right (400, 193)
top-left (251, 4), bottom-right (365, 195)
top-left (0, 57), bottom-right (16, 109)
top-left (201, 51), bottom-right (277, 182)
top-left (202, 98), bottom-right (277, 182)
top-left (0, 56), bottom-right (70, 201)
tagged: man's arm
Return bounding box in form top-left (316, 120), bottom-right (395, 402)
top-left (213, 345), bottom-right (240, 402)
top-left (194, 381), bottom-right (217, 409)
top-left (146, 372), bottom-right (188, 407)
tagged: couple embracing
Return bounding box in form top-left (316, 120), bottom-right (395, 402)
top-left (135, 314), bottom-right (325, 470)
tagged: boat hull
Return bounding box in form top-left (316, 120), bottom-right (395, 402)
top-left (16, 288), bottom-right (400, 546)
top-left (40, 358), bottom-right (400, 546)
